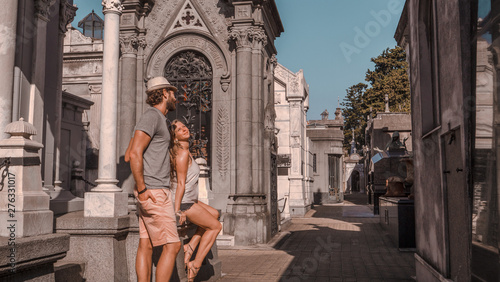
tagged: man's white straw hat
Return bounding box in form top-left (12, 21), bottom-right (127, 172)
top-left (146, 77), bottom-right (178, 93)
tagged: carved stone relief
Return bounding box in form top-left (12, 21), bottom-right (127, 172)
top-left (59, 0), bottom-right (78, 34)
top-left (70, 28), bottom-right (93, 44)
top-left (216, 107), bottom-right (230, 179)
top-left (228, 26), bottom-right (268, 50)
top-left (290, 77), bottom-right (300, 94)
top-left (148, 34), bottom-right (227, 76)
top-left (102, 0), bottom-right (123, 14)
top-left (120, 35), bottom-right (139, 54)
top-left (145, 0), bottom-right (231, 58)
top-left (235, 5), bottom-right (251, 19)
top-left (166, 0), bottom-right (210, 36)
top-left (144, 0), bottom-right (179, 56)
top-left (35, 0), bottom-right (57, 21)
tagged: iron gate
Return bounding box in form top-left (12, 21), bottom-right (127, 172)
top-left (164, 50), bottom-right (212, 162)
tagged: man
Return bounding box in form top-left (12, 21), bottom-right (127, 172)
top-left (128, 76), bottom-right (181, 281)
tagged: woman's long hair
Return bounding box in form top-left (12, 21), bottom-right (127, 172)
top-left (168, 119), bottom-right (182, 180)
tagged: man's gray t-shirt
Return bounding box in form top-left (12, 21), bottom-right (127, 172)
top-left (135, 107), bottom-right (171, 189)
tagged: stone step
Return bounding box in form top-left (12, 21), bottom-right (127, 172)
top-left (54, 261), bottom-right (86, 282)
top-left (216, 234), bottom-right (235, 247)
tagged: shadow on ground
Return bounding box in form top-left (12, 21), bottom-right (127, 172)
top-left (271, 198), bottom-right (415, 281)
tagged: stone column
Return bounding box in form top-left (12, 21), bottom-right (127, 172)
top-left (229, 26), bottom-right (253, 196)
top-left (0, 119), bottom-right (52, 237)
top-left (288, 99), bottom-right (307, 216)
top-left (84, 0), bottom-right (127, 217)
top-left (225, 22), bottom-right (269, 245)
top-left (118, 34), bottom-right (140, 210)
top-left (0, 1), bottom-right (18, 139)
top-left (251, 27), bottom-right (267, 195)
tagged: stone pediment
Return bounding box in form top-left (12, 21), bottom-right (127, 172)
top-left (145, 0), bottom-right (232, 58)
top-left (165, 0), bottom-right (211, 37)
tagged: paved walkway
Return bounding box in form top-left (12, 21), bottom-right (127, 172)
top-left (218, 193), bottom-right (416, 281)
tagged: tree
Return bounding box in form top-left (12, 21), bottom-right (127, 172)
top-left (342, 46), bottom-right (410, 152)
top-left (342, 83), bottom-right (368, 150)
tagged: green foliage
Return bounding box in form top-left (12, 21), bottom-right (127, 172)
top-left (342, 46), bottom-right (410, 152)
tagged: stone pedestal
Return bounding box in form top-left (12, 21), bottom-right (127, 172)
top-left (0, 119), bottom-right (53, 237)
top-left (84, 192), bottom-right (128, 217)
top-left (224, 197), bottom-right (270, 245)
top-left (55, 211), bottom-right (130, 282)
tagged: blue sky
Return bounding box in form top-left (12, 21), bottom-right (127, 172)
top-left (72, 0), bottom-right (404, 119)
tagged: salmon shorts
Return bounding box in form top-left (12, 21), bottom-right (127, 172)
top-left (135, 188), bottom-right (180, 247)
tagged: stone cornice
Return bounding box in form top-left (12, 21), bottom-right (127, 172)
top-left (102, 0), bottom-right (123, 14)
top-left (59, 0), bottom-right (78, 34)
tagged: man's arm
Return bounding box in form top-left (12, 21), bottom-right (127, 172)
top-left (124, 136), bottom-right (134, 163)
top-left (129, 130), bottom-right (156, 202)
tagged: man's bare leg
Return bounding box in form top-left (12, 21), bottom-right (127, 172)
top-left (156, 241), bottom-right (181, 281)
top-left (136, 238), bottom-right (153, 282)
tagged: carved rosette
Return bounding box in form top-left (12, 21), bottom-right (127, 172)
top-left (59, 0), bottom-right (78, 34)
top-left (102, 0), bottom-right (123, 14)
top-left (35, 0), bottom-right (56, 22)
top-left (120, 35), bottom-right (139, 55)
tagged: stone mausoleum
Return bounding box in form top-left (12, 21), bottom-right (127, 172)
top-left (0, 0), bottom-right (284, 281)
top-left (307, 109), bottom-right (345, 204)
top-left (273, 63), bottom-right (313, 221)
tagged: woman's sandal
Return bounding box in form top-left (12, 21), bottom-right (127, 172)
top-left (184, 244), bottom-right (194, 265)
top-left (187, 261), bottom-right (200, 282)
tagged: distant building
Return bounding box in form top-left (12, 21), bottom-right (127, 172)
top-left (307, 108), bottom-right (344, 204)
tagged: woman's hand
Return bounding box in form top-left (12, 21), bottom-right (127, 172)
top-left (176, 210), bottom-right (187, 225)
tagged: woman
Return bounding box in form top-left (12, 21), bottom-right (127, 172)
top-left (169, 120), bottom-right (222, 282)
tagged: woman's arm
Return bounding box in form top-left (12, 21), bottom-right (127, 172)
top-left (174, 150), bottom-right (189, 224)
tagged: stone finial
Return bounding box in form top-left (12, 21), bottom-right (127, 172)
top-left (385, 94), bottom-right (390, 113)
top-left (4, 118), bottom-right (37, 139)
top-left (321, 109), bottom-right (329, 120)
top-left (335, 108), bottom-right (342, 120)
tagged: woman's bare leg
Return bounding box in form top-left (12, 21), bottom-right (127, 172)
top-left (184, 201), bottom-right (220, 261)
top-left (185, 203), bottom-right (222, 271)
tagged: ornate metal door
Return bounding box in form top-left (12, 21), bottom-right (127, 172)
top-left (270, 153), bottom-right (278, 236)
top-left (164, 51), bottom-right (212, 162)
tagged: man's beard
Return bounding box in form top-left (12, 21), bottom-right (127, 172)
top-left (166, 96), bottom-right (176, 111)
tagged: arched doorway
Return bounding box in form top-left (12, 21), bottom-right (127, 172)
top-left (164, 50), bottom-right (213, 162)
top-left (351, 170), bottom-right (360, 193)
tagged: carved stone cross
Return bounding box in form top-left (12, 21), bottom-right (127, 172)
top-left (182, 11), bottom-right (194, 25)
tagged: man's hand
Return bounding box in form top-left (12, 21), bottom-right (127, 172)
top-left (137, 188), bottom-right (157, 203)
